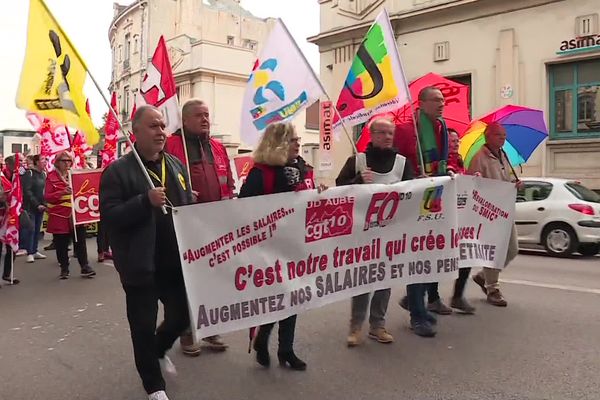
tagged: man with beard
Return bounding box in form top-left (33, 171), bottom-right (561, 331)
top-left (336, 118), bottom-right (414, 347)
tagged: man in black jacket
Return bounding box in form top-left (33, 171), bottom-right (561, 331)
top-left (336, 118), bottom-right (414, 347)
top-left (100, 105), bottom-right (192, 400)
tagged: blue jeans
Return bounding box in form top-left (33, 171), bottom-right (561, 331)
top-left (407, 283), bottom-right (428, 323)
top-left (23, 210), bottom-right (44, 255)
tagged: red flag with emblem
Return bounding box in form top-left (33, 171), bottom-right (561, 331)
top-left (135, 36), bottom-right (181, 134)
top-left (102, 92), bottom-right (120, 167)
top-left (71, 130), bottom-right (93, 169)
top-left (0, 153), bottom-right (23, 252)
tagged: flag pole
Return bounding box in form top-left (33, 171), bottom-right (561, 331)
top-left (10, 249), bottom-right (14, 285)
top-left (384, 9), bottom-right (426, 175)
top-left (277, 19), bottom-right (357, 155)
top-left (178, 111), bottom-right (193, 187)
top-left (86, 73), bottom-right (167, 215)
top-left (68, 170), bottom-right (78, 243)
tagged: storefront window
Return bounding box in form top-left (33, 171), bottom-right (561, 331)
top-left (549, 59), bottom-right (600, 139)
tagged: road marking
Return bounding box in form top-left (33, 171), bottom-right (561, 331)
top-left (500, 279), bottom-right (600, 295)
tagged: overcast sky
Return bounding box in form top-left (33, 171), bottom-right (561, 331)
top-left (0, 0), bottom-right (320, 130)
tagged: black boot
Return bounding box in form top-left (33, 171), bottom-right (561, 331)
top-left (277, 351), bottom-right (307, 371)
top-left (253, 329), bottom-right (270, 367)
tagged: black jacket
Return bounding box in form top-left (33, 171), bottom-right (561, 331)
top-left (336, 144), bottom-right (415, 186)
top-left (99, 151), bottom-right (193, 286)
top-left (22, 169), bottom-right (46, 212)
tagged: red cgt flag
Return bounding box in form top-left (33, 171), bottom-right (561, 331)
top-left (72, 130), bottom-right (93, 169)
top-left (135, 35), bottom-right (181, 135)
top-left (0, 153), bottom-right (23, 252)
top-left (102, 92), bottom-right (120, 167)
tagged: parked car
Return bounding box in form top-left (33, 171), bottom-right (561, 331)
top-left (515, 178), bottom-right (600, 257)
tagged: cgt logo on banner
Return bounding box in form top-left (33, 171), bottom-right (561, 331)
top-left (305, 196), bottom-right (354, 243)
top-left (70, 169), bottom-right (102, 225)
top-left (173, 176), bottom-right (516, 340)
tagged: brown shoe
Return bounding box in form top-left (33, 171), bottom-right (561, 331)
top-left (487, 290), bottom-right (508, 307)
top-left (450, 297), bottom-right (476, 314)
top-left (427, 299), bottom-right (453, 315)
top-left (472, 274), bottom-right (488, 295)
top-left (202, 335), bottom-right (228, 351)
top-left (180, 333), bottom-right (202, 357)
top-left (347, 328), bottom-right (362, 347)
top-left (368, 327), bottom-right (394, 344)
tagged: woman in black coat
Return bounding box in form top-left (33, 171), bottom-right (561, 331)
top-left (239, 122), bottom-right (316, 371)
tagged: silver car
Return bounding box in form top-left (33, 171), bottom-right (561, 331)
top-left (515, 178), bottom-right (600, 257)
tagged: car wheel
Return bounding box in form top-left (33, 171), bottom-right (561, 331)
top-left (542, 223), bottom-right (578, 257)
top-left (578, 243), bottom-right (600, 257)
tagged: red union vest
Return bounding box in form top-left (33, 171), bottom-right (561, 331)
top-left (165, 134), bottom-right (233, 200)
top-left (254, 163), bottom-right (315, 194)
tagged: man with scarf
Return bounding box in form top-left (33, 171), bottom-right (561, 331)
top-left (337, 118), bottom-right (414, 346)
top-left (165, 99), bottom-right (232, 356)
top-left (394, 86), bottom-right (453, 337)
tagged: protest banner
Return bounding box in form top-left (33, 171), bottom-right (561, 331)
top-left (455, 175), bottom-right (516, 268)
top-left (70, 169), bottom-right (102, 225)
top-left (173, 176), bottom-right (515, 340)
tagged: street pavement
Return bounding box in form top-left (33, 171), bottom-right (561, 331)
top-left (0, 240), bottom-right (599, 400)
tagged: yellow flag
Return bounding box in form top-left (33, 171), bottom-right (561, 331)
top-left (16, 0), bottom-right (99, 145)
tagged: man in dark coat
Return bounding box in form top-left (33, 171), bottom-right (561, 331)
top-left (100, 105), bottom-right (193, 400)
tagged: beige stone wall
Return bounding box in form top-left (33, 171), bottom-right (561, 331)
top-left (311, 0), bottom-right (600, 189)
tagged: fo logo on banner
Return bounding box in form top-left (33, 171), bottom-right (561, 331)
top-left (305, 197), bottom-right (354, 243)
top-left (418, 185), bottom-right (444, 222)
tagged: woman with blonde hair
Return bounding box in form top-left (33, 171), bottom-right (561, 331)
top-left (239, 122), bottom-right (315, 370)
top-left (45, 150), bottom-right (95, 279)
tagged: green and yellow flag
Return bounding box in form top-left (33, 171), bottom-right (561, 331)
top-left (16, 0), bottom-right (99, 145)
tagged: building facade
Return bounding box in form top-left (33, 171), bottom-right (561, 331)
top-left (109, 0), bottom-right (319, 161)
top-left (0, 130), bottom-right (37, 158)
top-left (309, 0), bottom-right (600, 190)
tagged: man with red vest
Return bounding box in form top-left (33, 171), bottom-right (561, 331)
top-left (165, 98), bottom-right (233, 356)
top-left (166, 99), bottom-right (234, 202)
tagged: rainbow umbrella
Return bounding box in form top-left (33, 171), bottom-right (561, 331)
top-left (459, 105), bottom-right (548, 168)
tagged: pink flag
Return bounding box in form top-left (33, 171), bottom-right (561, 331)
top-left (135, 36), bottom-right (181, 134)
top-left (0, 153), bottom-right (23, 252)
top-left (25, 112), bottom-right (71, 172)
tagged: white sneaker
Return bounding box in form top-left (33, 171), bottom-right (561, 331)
top-left (34, 252), bottom-right (47, 260)
top-left (159, 355), bottom-right (177, 377)
top-left (26, 255), bottom-right (35, 263)
top-left (148, 390), bottom-right (170, 400)
top-left (15, 249), bottom-right (27, 257)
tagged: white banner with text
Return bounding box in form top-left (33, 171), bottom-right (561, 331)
top-left (173, 176), bottom-right (515, 339)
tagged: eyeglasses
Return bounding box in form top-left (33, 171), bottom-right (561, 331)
top-left (58, 159), bottom-right (73, 163)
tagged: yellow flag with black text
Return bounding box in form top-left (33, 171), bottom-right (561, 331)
top-left (16, 0), bottom-right (99, 145)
